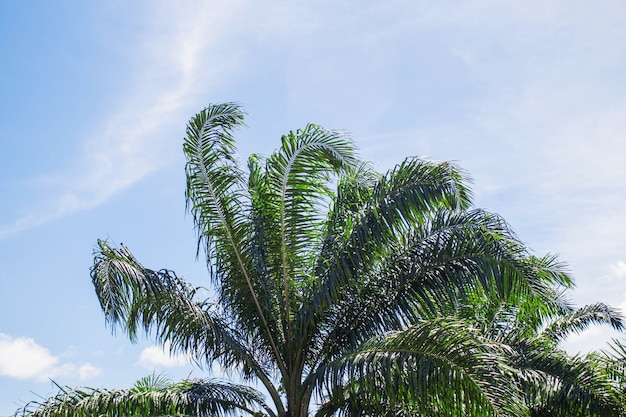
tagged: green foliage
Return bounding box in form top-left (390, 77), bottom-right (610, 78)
top-left (15, 103), bottom-right (626, 417)
top-left (15, 375), bottom-right (269, 417)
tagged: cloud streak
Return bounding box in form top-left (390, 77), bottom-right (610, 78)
top-left (0, 1), bottom-right (244, 240)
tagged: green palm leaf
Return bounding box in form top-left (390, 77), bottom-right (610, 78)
top-left (542, 303), bottom-right (624, 345)
top-left (14, 377), bottom-right (271, 417)
top-left (184, 103), bottom-right (288, 382)
top-left (300, 158), bottom-right (473, 350)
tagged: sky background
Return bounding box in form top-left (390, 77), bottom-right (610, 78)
top-left (1, 1), bottom-right (626, 414)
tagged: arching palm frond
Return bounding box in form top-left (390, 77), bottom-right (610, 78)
top-left (184, 101), bottom-right (249, 269)
top-left (131, 372), bottom-right (172, 392)
top-left (245, 125), bottom-right (358, 338)
top-left (312, 209), bottom-right (556, 364)
top-left (541, 303), bottom-right (624, 346)
top-left (184, 103), bottom-right (288, 387)
top-left (454, 272), bottom-right (625, 416)
top-left (14, 377), bottom-right (271, 417)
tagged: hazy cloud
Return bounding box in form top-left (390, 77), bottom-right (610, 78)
top-left (611, 261), bottom-right (626, 278)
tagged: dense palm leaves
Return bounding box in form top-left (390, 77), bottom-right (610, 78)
top-left (459, 290), bottom-right (625, 416)
top-left (15, 102), bottom-right (626, 417)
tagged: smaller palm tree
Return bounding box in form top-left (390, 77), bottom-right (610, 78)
top-left (15, 373), bottom-right (271, 417)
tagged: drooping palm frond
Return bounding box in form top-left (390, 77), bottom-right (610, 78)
top-left (311, 209), bottom-right (558, 365)
top-left (456, 256), bottom-right (575, 346)
top-left (322, 157), bottom-right (473, 292)
top-left (92, 240), bottom-right (284, 398)
top-left (14, 377), bottom-right (271, 417)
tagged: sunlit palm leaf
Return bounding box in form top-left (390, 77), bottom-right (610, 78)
top-left (184, 103), bottom-right (287, 381)
top-left (259, 125), bottom-right (358, 337)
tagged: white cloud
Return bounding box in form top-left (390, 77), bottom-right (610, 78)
top-left (0, 334), bottom-right (102, 382)
top-left (137, 343), bottom-right (189, 369)
top-left (77, 363), bottom-right (103, 380)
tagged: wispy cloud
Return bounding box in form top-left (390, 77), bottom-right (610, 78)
top-left (0, 334), bottom-right (101, 382)
top-left (0, 1), bottom-right (245, 240)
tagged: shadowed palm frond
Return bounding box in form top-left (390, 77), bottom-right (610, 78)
top-left (311, 209), bottom-right (562, 364)
top-left (595, 339), bottom-right (626, 398)
top-left (513, 344), bottom-right (622, 417)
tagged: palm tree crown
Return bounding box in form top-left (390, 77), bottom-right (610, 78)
top-left (15, 103), bottom-right (626, 417)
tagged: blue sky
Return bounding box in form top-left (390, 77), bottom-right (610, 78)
top-left (2, 1), bottom-right (626, 414)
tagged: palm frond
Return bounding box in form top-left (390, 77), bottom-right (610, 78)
top-left (184, 103), bottom-right (288, 381)
top-left (514, 344), bottom-right (622, 417)
top-left (131, 373), bottom-right (172, 393)
top-left (15, 378), bottom-right (271, 417)
top-left (261, 125), bottom-right (358, 321)
top-left (313, 209), bottom-right (540, 363)
top-left (541, 303), bottom-right (624, 345)
top-left (595, 339), bottom-right (626, 392)
top-left (301, 158), bottom-right (472, 356)
top-left (91, 240), bottom-right (275, 384)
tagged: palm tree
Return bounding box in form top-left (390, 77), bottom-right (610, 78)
top-left (14, 102), bottom-right (621, 417)
top-left (16, 374), bottom-right (270, 417)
